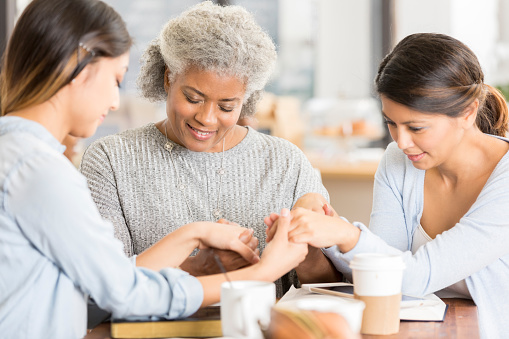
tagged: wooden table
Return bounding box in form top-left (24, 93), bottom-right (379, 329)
top-left (85, 298), bottom-right (478, 339)
top-left (362, 298), bottom-right (479, 339)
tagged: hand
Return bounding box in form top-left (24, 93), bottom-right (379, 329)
top-left (292, 192), bottom-right (329, 213)
top-left (288, 208), bottom-right (360, 252)
top-left (189, 223), bottom-right (260, 275)
top-left (258, 208), bottom-right (308, 281)
top-left (265, 193), bottom-right (333, 242)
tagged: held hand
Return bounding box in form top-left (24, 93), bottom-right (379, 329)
top-left (322, 203), bottom-right (339, 217)
top-left (258, 208), bottom-right (308, 281)
top-left (264, 213), bottom-right (280, 242)
top-left (266, 193), bottom-right (331, 243)
top-left (196, 222), bottom-right (260, 264)
top-left (288, 208), bottom-right (360, 252)
top-left (292, 192), bottom-right (329, 213)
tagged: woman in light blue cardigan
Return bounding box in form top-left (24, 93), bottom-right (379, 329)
top-left (267, 33), bottom-right (509, 338)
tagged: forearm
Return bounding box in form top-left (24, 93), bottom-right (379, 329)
top-left (295, 247), bottom-right (342, 284)
top-left (136, 224), bottom-right (200, 271)
top-left (197, 265), bottom-right (271, 307)
top-left (178, 256), bottom-right (204, 276)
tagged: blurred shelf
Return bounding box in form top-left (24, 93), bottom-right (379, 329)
top-left (304, 150), bottom-right (381, 179)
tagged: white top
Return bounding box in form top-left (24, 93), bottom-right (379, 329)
top-left (411, 224), bottom-right (471, 299)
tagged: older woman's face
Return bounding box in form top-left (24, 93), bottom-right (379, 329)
top-left (164, 66), bottom-right (246, 152)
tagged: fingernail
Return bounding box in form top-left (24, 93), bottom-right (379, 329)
top-left (240, 235), bottom-right (249, 242)
top-left (281, 208), bottom-right (289, 217)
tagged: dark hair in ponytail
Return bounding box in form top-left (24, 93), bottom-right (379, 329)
top-left (375, 33), bottom-right (508, 137)
top-left (0, 0), bottom-right (132, 116)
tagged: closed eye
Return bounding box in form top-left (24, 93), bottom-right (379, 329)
top-left (383, 119), bottom-right (396, 127)
top-left (219, 106), bottom-right (234, 113)
top-left (185, 95), bottom-right (201, 104)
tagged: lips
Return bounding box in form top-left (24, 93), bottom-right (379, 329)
top-left (187, 123), bottom-right (215, 140)
top-left (405, 152), bottom-right (425, 162)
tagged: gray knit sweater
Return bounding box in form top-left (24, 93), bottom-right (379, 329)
top-left (80, 123), bottom-right (329, 296)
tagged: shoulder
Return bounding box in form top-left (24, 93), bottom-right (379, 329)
top-left (246, 127), bottom-right (305, 158)
top-left (89, 123), bottom-right (157, 150)
top-left (81, 124), bottom-right (159, 162)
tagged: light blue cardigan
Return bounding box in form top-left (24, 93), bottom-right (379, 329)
top-left (324, 140), bottom-right (509, 339)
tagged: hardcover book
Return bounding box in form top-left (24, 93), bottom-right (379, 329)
top-left (110, 306), bottom-right (222, 338)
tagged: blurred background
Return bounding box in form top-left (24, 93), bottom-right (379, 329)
top-left (3, 0), bottom-right (509, 224)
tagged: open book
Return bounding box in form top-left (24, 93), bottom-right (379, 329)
top-left (110, 306), bottom-right (222, 338)
top-left (283, 284), bottom-right (447, 322)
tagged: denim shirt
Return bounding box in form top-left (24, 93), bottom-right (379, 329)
top-left (0, 117), bottom-right (203, 339)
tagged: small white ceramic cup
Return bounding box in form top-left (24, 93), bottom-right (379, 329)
top-left (221, 281), bottom-right (276, 339)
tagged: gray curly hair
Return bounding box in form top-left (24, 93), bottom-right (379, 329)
top-left (137, 1), bottom-right (277, 118)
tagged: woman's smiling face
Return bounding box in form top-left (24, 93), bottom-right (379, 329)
top-left (163, 66), bottom-right (246, 153)
top-left (381, 96), bottom-right (465, 170)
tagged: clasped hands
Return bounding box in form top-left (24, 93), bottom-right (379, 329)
top-left (188, 193), bottom-right (359, 277)
top-left (265, 193), bottom-right (360, 254)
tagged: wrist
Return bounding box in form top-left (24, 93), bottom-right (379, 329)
top-left (249, 261), bottom-right (276, 282)
top-left (184, 222), bottom-right (205, 249)
top-left (337, 224), bottom-right (361, 253)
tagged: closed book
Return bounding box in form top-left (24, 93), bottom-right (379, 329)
top-left (110, 306), bottom-right (221, 338)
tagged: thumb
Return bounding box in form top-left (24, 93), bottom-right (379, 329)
top-left (273, 208), bottom-right (291, 241)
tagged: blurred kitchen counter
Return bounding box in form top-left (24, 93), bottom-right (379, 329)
top-left (304, 149), bottom-right (382, 226)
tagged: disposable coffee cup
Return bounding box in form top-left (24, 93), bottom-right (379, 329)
top-left (349, 253), bottom-right (406, 335)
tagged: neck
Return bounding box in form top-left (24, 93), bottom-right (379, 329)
top-left (434, 129), bottom-right (505, 186)
top-left (8, 100), bottom-right (69, 143)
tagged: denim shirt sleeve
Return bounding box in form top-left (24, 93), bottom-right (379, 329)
top-left (4, 152), bottom-right (203, 319)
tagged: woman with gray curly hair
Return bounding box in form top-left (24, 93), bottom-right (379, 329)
top-left (80, 1), bottom-right (335, 297)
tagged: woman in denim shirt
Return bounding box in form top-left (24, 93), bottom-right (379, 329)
top-left (0, 1), bottom-right (307, 338)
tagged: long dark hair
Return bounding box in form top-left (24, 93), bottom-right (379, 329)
top-left (0, 0), bottom-right (132, 115)
top-left (375, 33), bottom-right (508, 137)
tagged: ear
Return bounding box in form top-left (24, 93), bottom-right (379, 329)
top-left (461, 99), bottom-right (479, 129)
top-left (70, 65), bottom-right (91, 87)
top-left (164, 67), bottom-right (171, 93)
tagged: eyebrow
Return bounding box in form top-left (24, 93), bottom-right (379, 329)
top-left (183, 86), bottom-right (241, 102)
top-left (382, 112), bottom-right (427, 124)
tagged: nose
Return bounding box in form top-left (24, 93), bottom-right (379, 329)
top-left (194, 101), bottom-right (217, 126)
top-left (110, 87), bottom-right (120, 111)
top-left (394, 127), bottom-right (414, 150)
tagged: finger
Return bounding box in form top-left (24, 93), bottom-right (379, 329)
top-left (217, 218), bottom-right (229, 224)
top-left (264, 216), bottom-right (273, 229)
top-left (264, 213), bottom-right (279, 228)
top-left (289, 232), bottom-right (313, 244)
top-left (323, 203), bottom-right (333, 216)
top-left (229, 240), bottom-right (260, 264)
top-left (239, 228), bottom-right (253, 243)
top-left (266, 219), bottom-right (279, 242)
top-left (247, 236), bottom-right (258, 250)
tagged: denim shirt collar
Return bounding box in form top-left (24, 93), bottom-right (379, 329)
top-left (0, 116), bottom-right (66, 153)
